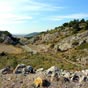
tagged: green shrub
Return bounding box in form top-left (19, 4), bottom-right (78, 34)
top-left (0, 38), bottom-right (3, 42)
top-left (77, 43), bottom-right (88, 49)
top-left (11, 58), bottom-right (18, 68)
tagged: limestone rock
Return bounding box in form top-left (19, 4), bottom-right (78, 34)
top-left (36, 68), bottom-right (44, 73)
top-left (54, 30), bottom-right (88, 51)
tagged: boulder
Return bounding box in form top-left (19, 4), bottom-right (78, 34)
top-left (63, 77), bottom-right (70, 83)
top-left (13, 64), bottom-right (26, 74)
top-left (41, 33), bottom-right (59, 43)
top-left (46, 66), bottom-right (60, 79)
top-left (0, 66), bottom-right (11, 74)
top-left (58, 43), bottom-right (73, 51)
top-left (13, 64), bottom-right (34, 74)
top-left (83, 76), bottom-right (88, 82)
top-left (36, 68), bottom-right (44, 73)
top-left (63, 72), bottom-right (71, 78)
top-left (46, 66), bottom-right (60, 74)
top-left (54, 30), bottom-right (88, 51)
top-left (72, 74), bottom-right (79, 82)
top-left (82, 69), bottom-right (88, 76)
top-left (25, 65), bottom-right (34, 73)
top-left (50, 72), bottom-right (59, 82)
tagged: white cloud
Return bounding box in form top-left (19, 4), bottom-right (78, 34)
top-left (0, 13), bottom-right (32, 24)
top-left (23, 5), bottom-right (63, 12)
top-left (0, 0), bottom-right (64, 25)
top-left (16, 0), bottom-right (64, 12)
top-left (0, 0), bottom-right (33, 25)
top-left (50, 13), bottom-right (88, 21)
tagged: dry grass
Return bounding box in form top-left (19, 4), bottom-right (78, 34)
top-left (0, 44), bottom-right (23, 54)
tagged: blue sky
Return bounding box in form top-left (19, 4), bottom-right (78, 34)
top-left (0, 0), bottom-right (88, 34)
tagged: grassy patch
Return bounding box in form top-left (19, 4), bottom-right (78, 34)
top-left (77, 43), bottom-right (88, 50)
top-left (0, 52), bottom-right (85, 70)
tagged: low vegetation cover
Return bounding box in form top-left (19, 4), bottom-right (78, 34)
top-left (0, 19), bottom-right (88, 71)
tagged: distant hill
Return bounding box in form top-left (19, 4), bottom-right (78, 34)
top-left (25, 32), bottom-right (39, 38)
top-left (13, 34), bottom-right (25, 38)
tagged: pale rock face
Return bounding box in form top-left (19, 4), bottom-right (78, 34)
top-left (13, 64), bottom-right (34, 74)
top-left (46, 66), bottom-right (60, 79)
top-left (50, 72), bottom-right (59, 82)
top-left (79, 75), bottom-right (85, 83)
top-left (13, 64), bottom-right (26, 74)
top-left (46, 66), bottom-right (60, 74)
top-left (0, 67), bottom-right (11, 74)
top-left (41, 32), bottom-right (59, 43)
top-left (17, 64), bottom-right (26, 68)
top-left (63, 72), bottom-right (70, 78)
top-left (36, 68), bottom-right (44, 73)
top-left (54, 30), bottom-right (88, 51)
top-left (82, 69), bottom-right (88, 76)
top-left (71, 71), bottom-right (87, 83)
top-left (59, 43), bottom-right (73, 51)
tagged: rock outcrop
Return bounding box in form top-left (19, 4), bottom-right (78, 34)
top-left (0, 31), bottom-right (19, 45)
top-left (54, 30), bottom-right (88, 51)
top-left (13, 64), bottom-right (34, 74)
top-left (0, 65), bottom-right (88, 88)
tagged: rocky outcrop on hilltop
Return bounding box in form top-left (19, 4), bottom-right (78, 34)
top-left (26, 19), bottom-right (88, 46)
top-left (0, 31), bottom-right (19, 45)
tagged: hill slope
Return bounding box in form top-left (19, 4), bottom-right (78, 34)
top-left (0, 31), bottom-right (19, 45)
top-left (25, 32), bottom-right (39, 38)
top-left (22, 19), bottom-right (88, 70)
top-left (0, 31), bottom-right (23, 54)
top-left (0, 19), bottom-right (88, 70)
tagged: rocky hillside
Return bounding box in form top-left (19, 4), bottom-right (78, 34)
top-left (0, 31), bottom-right (19, 45)
top-left (0, 19), bottom-right (88, 71)
top-left (27, 19), bottom-right (88, 45)
top-left (0, 19), bottom-right (88, 88)
top-left (22, 19), bottom-right (88, 70)
top-left (0, 31), bottom-right (23, 54)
